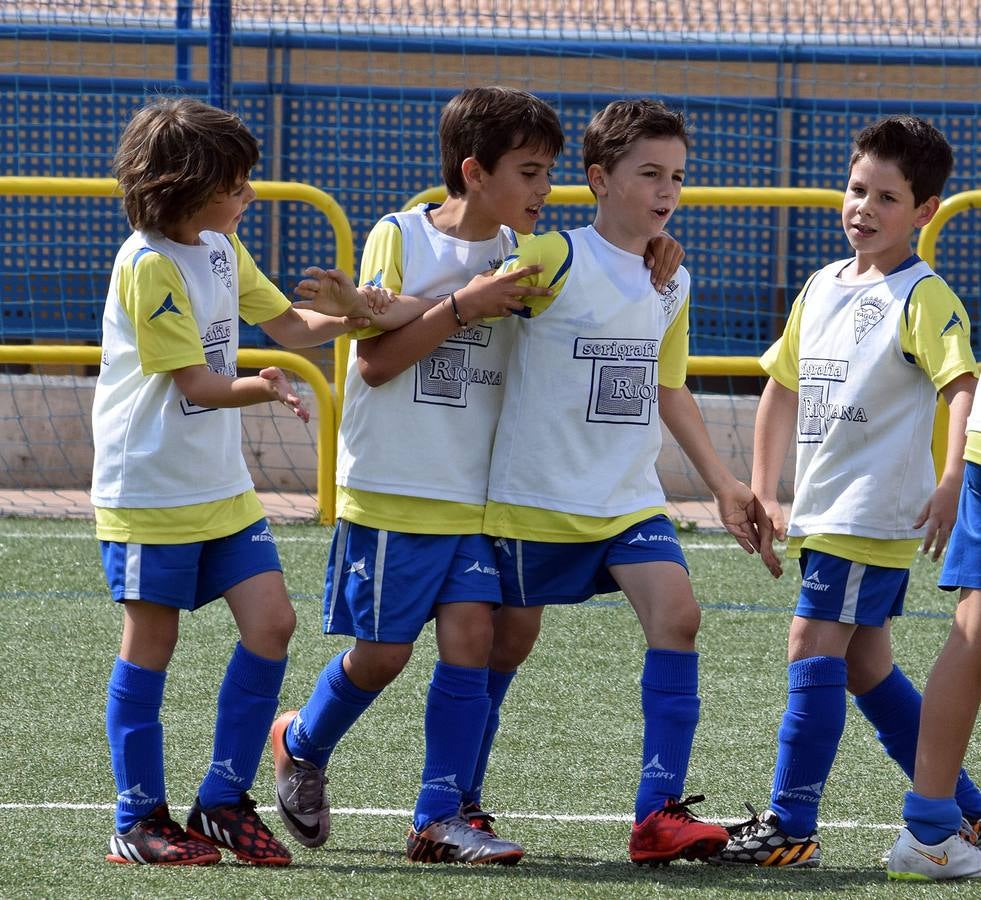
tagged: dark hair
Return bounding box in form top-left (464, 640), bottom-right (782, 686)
top-left (849, 115), bottom-right (954, 206)
top-left (112, 97), bottom-right (260, 231)
top-left (582, 99), bottom-right (688, 179)
top-left (439, 87), bottom-right (565, 197)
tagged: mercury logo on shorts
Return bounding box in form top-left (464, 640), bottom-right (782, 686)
top-left (802, 569), bottom-right (830, 592)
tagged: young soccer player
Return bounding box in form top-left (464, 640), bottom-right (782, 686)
top-left (95, 97), bottom-right (406, 867)
top-left (268, 86), bottom-right (564, 866)
top-left (886, 386), bottom-right (981, 881)
top-left (477, 98), bottom-right (779, 867)
top-left (713, 115), bottom-right (980, 869)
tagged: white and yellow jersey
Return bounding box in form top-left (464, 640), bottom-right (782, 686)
top-left (91, 230), bottom-right (291, 543)
top-left (335, 203), bottom-right (522, 534)
top-left (764, 254), bottom-right (976, 567)
top-left (485, 225), bottom-right (690, 542)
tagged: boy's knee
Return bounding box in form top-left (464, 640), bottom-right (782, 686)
top-left (347, 642), bottom-right (412, 689)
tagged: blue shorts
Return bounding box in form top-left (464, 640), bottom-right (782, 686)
top-left (494, 515), bottom-right (688, 607)
top-left (323, 520), bottom-right (502, 643)
top-left (100, 519), bottom-right (282, 611)
top-left (939, 460), bottom-right (981, 592)
top-left (795, 549), bottom-right (907, 626)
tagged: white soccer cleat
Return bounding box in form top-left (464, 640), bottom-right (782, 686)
top-left (406, 815), bottom-right (523, 865)
top-left (886, 827), bottom-right (981, 881)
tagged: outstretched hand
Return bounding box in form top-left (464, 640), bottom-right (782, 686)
top-left (294, 267), bottom-right (394, 322)
top-left (260, 366), bottom-right (310, 423)
top-left (452, 265), bottom-right (551, 323)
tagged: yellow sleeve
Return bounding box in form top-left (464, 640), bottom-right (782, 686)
top-left (497, 230), bottom-right (574, 317)
top-left (230, 234), bottom-right (292, 326)
top-left (348, 217), bottom-right (404, 340)
top-left (761, 279), bottom-right (811, 391)
top-left (900, 277), bottom-right (977, 390)
top-left (658, 295), bottom-right (690, 388)
top-left (119, 250), bottom-right (206, 375)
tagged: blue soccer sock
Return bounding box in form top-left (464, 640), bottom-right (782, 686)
top-left (769, 655), bottom-right (847, 837)
top-left (197, 642), bottom-right (286, 809)
top-left (854, 665), bottom-right (981, 820)
top-left (903, 791), bottom-right (963, 846)
top-left (106, 656), bottom-right (167, 832)
top-left (463, 667), bottom-right (517, 808)
top-left (413, 661), bottom-right (490, 831)
top-left (285, 650), bottom-right (381, 768)
top-left (853, 664), bottom-right (920, 779)
top-left (635, 648), bottom-right (700, 823)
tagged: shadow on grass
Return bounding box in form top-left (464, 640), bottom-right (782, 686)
top-left (291, 845), bottom-right (890, 889)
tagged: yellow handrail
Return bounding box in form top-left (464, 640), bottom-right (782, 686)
top-left (0, 344), bottom-right (336, 523)
top-left (402, 184), bottom-right (846, 212)
top-left (0, 176), bottom-right (353, 522)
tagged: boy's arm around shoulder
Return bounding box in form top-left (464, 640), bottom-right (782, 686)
top-left (356, 263), bottom-right (550, 386)
top-left (659, 383), bottom-right (782, 577)
top-left (915, 370), bottom-right (978, 560)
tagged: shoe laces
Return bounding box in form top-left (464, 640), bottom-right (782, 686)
top-left (660, 793), bottom-right (710, 822)
top-left (462, 802), bottom-right (496, 829)
top-left (287, 763), bottom-right (327, 814)
top-left (726, 802), bottom-right (764, 837)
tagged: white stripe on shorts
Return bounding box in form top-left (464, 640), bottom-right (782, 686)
top-left (325, 519), bottom-right (349, 632)
top-left (124, 544), bottom-right (142, 599)
top-left (840, 561), bottom-right (865, 624)
top-left (516, 539), bottom-right (527, 606)
top-left (372, 531), bottom-right (388, 641)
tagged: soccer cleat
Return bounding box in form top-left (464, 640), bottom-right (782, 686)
top-left (406, 815), bottom-right (524, 865)
top-left (187, 792), bottom-right (292, 866)
top-left (270, 710), bottom-right (330, 847)
top-left (880, 815), bottom-right (981, 865)
top-left (461, 801), bottom-right (498, 836)
top-left (106, 804), bottom-right (221, 865)
top-left (709, 805), bottom-right (820, 867)
top-left (887, 827), bottom-right (981, 881)
top-left (962, 816), bottom-right (981, 846)
top-left (629, 794), bottom-right (729, 866)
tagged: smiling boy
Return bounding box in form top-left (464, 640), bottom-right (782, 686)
top-left (481, 98), bottom-right (778, 866)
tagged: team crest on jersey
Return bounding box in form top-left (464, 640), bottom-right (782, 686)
top-left (573, 337), bottom-right (658, 425)
top-left (657, 278), bottom-right (681, 315)
top-left (210, 249), bottom-right (233, 290)
top-left (854, 294), bottom-right (886, 343)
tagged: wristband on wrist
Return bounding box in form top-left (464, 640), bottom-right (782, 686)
top-left (449, 292), bottom-right (467, 326)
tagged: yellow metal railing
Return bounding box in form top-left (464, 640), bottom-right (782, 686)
top-left (0, 344), bottom-right (337, 523)
top-left (0, 176), bottom-right (353, 522)
top-left (391, 184), bottom-right (846, 384)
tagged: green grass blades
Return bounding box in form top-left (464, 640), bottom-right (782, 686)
top-left (0, 518), bottom-right (978, 898)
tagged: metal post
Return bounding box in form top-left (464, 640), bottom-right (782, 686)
top-left (175, 0), bottom-right (192, 84)
top-left (208, 0), bottom-right (232, 108)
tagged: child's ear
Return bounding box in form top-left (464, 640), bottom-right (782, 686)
top-left (914, 195), bottom-right (941, 229)
top-left (461, 156), bottom-right (485, 191)
top-left (586, 163), bottom-right (608, 196)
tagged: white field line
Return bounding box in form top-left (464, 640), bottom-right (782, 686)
top-left (0, 801), bottom-right (902, 830)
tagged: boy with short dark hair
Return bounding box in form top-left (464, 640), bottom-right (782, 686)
top-left (480, 98), bottom-right (778, 867)
top-left (97, 96), bottom-right (399, 867)
top-left (269, 86), bottom-right (564, 865)
top-left (714, 114), bottom-right (980, 869)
